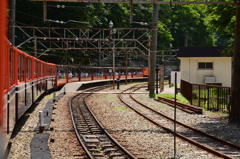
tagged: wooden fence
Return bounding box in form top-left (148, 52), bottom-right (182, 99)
top-left (180, 80), bottom-right (231, 112)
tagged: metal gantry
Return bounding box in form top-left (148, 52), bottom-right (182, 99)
top-left (16, 26), bottom-right (151, 64)
top-left (16, 0), bottom-right (237, 98)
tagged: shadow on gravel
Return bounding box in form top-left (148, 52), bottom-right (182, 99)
top-left (10, 97), bottom-right (44, 139)
top-left (181, 116), bottom-right (240, 146)
top-left (10, 87), bottom-right (61, 139)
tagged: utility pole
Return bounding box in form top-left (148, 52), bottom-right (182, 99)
top-left (130, 0), bottom-right (133, 24)
top-left (9, 0), bottom-right (16, 46)
top-left (230, 1), bottom-right (240, 124)
top-left (34, 36), bottom-right (37, 57)
top-left (125, 42), bottom-right (128, 85)
top-left (149, 3), bottom-right (159, 98)
top-left (160, 68), bottom-right (164, 92)
top-left (43, 0), bottom-right (47, 22)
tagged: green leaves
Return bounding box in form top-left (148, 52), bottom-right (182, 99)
top-left (15, 0), bottom-right (235, 54)
top-left (204, 3), bottom-right (236, 47)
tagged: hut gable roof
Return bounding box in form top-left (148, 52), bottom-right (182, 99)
top-left (177, 47), bottom-right (226, 57)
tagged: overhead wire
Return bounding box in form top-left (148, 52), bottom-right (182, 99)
top-left (14, 1), bottom-right (237, 58)
top-left (16, 10), bottom-right (43, 20)
top-left (93, 3), bottom-right (117, 24)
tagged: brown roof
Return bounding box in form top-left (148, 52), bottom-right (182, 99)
top-left (177, 47), bottom-right (225, 57)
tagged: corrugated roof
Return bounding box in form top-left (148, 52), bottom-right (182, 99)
top-left (177, 47), bottom-right (225, 57)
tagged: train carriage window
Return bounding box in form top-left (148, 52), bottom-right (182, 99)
top-left (22, 55), bottom-right (25, 81)
top-left (42, 63), bottom-right (44, 77)
top-left (51, 66), bottom-right (53, 76)
top-left (9, 48), bottom-right (14, 86)
top-left (26, 57), bottom-right (28, 80)
top-left (45, 64), bottom-right (46, 76)
top-left (37, 61), bottom-right (40, 78)
top-left (43, 63), bottom-right (46, 76)
top-left (34, 60), bottom-right (40, 78)
top-left (48, 65), bottom-right (50, 76)
top-left (52, 66), bottom-right (54, 76)
top-left (41, 63), bottom-right (43, 77)
top-left (49, 66), bottom-right (52, 76)
top-left (49, 65), bottom-right (52, 76)
top-left (37, 61), bottom-right (39, 78)
top-left (30, 58), bottom-right (32, 78)
top-left (40, 62), bottom-right (42, 77)
top-left (26, 57), bottom-right (32, 81)
top-left (38, 62), bottom-right (41, 77)
top-left (18, 54), bottom-right (24, 82)
top-left (36, 61), bottom-right (38, 78)
top-left (34, 60), bottom-right (37, 78)
top-left (18, 55), bottom-right (20, 81)
top-left (29, 58), bottom-right (32, 79)
top-left (26, 57), bottom-right (29, 80)
top-left (39, 62), bottom-right (41, 77)
top-left (53, 66), bottom-right (56, 76)
top-left (48, 65), bottom-right (51, 76)
top-left (37, 62), bottom-right (39, 78)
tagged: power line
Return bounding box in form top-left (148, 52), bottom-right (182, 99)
top-left (28, 0), bottom-right (236, 5)
top-left (16, 10), bottom-right (43, 20)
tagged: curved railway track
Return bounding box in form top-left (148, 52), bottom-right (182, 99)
top-left (69, 86), bottom-right (136, 159)
top-left (118, 84), bottom-right (240, 159)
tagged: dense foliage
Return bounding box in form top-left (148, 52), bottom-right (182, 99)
top-left (14, 0), bottom-right (236, 59)
top-left (204, 2), bottom-right (236, 55)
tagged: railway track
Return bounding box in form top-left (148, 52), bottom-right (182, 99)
top-left (155, 96), bottom-right (202, 114)
top-left (118, 84), bottom-right (240, 159)
top-left (69, 86), bottom-right (136, 159)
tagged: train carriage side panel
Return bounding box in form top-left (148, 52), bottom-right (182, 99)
top-left (0, 0), bottom-right (7, 157)
top-left (6, 46), bottom-right (17, 136)
top-left (143, 68), bottom-right (149, 77)
top-left (25, 55), bottom-right (33, 108)
top-left (15, 49), bottom-right (27, 119)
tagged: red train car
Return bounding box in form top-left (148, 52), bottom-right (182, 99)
top-left (0, 0), bottom-right (7, 157)
top-left (0, 10), bottom-right (56, 154)
top-left (56, 66), bottom-right (146, 86)
top-left (4, 46), bottom-right (57, 134)
top-left (0, 43), bottom-right (57, 155)
top-left (143, 67), bottom-right (149, 77)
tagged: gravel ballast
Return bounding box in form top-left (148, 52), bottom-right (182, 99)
top-left (7, 83), bottom-right (240, 159)
top-left (8, 93), bottom-right (87, 159)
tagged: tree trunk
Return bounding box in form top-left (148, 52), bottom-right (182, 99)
top-left (149, 4), bottom-right (158, 98)
top-left (230, 1), bottom-right (240, 124)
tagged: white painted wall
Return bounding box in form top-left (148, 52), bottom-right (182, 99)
top-left (170, 71), bottom-right (181, 84)
top-left (179, 57), bottom-right (232, 87)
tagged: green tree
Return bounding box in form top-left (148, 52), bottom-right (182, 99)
top-left (169, 4), bottom-right (214, 48)
top-left (204, 3), bottom-right (236, 55)
top-left (15, 1), bottom-right (221, 65)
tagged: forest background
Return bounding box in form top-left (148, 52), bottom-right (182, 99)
top-left (14, 0), bottom-right (236, 63)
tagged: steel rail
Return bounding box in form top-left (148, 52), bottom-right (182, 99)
top-left (156, 99), bottom-right (195, 114)
top-left (69, 92), bottom-right (93, 159)
top-left (118, 84), bottom-right (239, 159)
top-left (155, 96), bottom-right (202, 114)
top-left (69, 85), bottom-right (136, 159)
top-left (84, 92), bottom-right (137, 159)
top-left (130, 90), bottom-right (240, 149)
